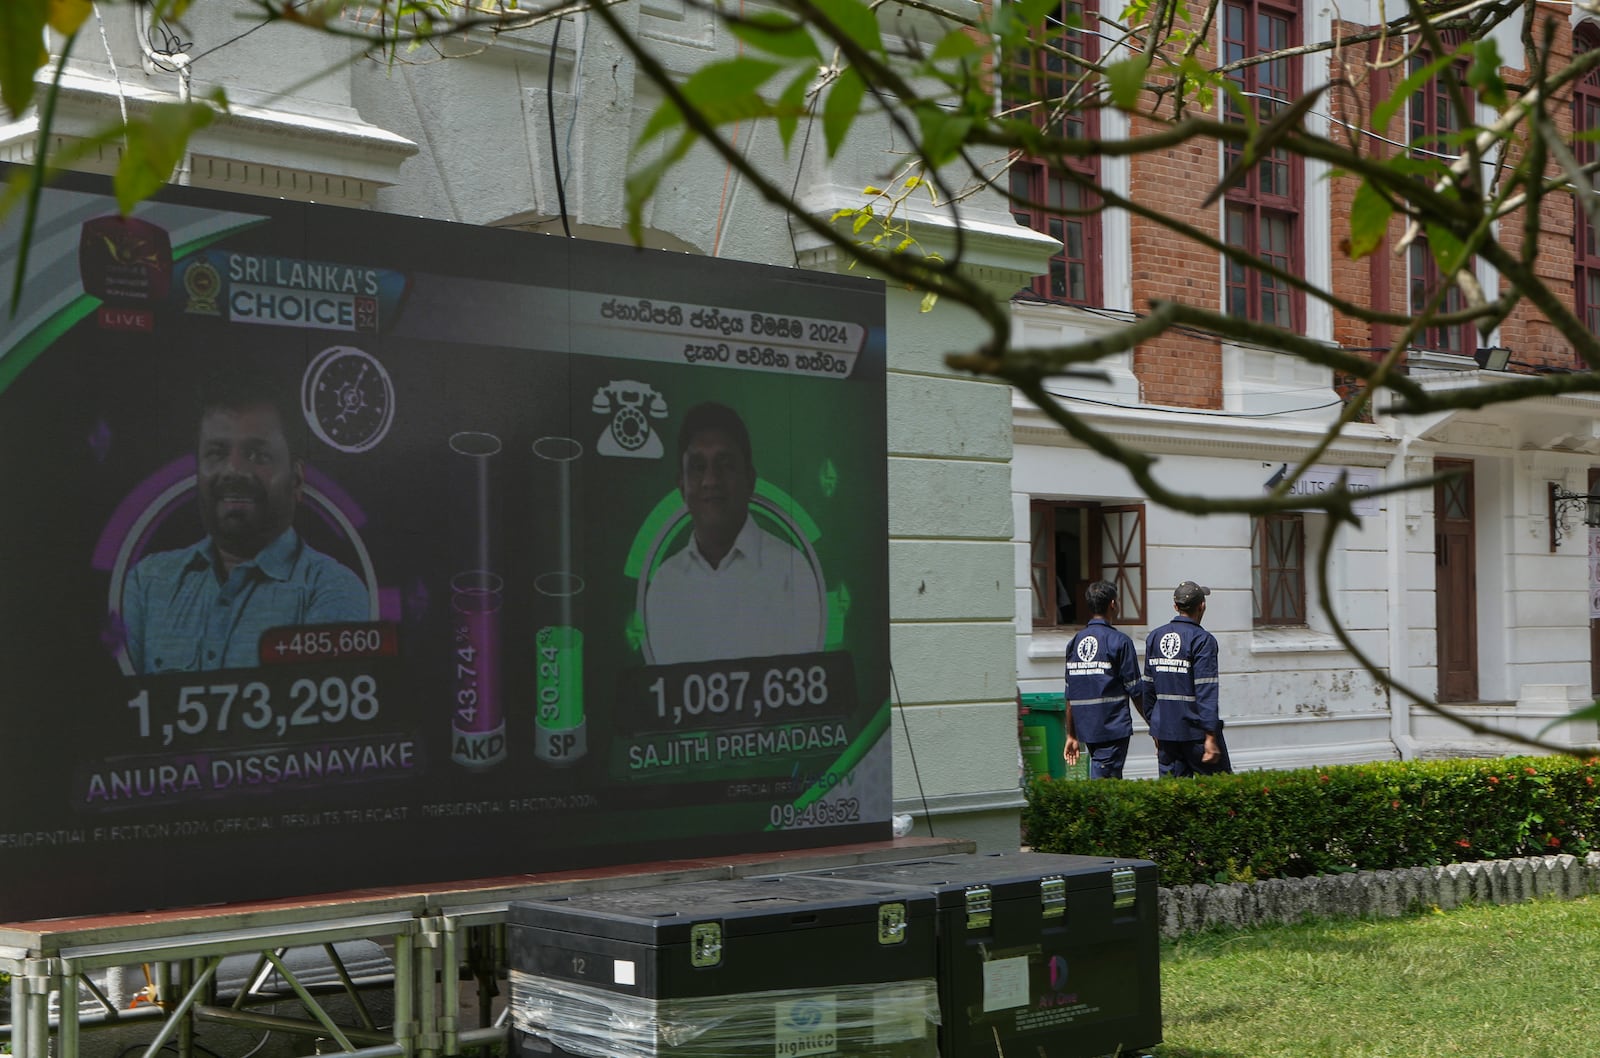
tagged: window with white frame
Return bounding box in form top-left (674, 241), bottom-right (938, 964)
top-left (1221, 0), bottom-right (1303, 328)
top-left (1575, 26), bottom-right (1600, 349)
top-left (1006, 0), bottom-right (1104, 307)
top-left (1408, 41), bottom-right (1475, 354)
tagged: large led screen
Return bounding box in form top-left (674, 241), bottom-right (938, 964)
top-left (0, 172), bottom-right (889, 920)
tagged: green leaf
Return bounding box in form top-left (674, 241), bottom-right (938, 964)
top-left (775, 67), bottom-right (812, 149)
top-left (115, 101), bottom-right (217, 213)
top-left (1104, 55), bottom-right (1150, 111)
top-left (1423, 221), bottom-right (1467, 279)
top-left (920, 289), bottom-right (938, 312)
top-left (639, 57), bottom-right (784, 145)
top-left (637, 99), bottom-right (685, 148)
top-left (989, 0), bottom-right (1058, 44)
top-left (1466, 39), bottom-right (1508, 110)
top-left (808, 0), bottom-right (883, 56)
top-left (47, 0), bottom-right (92, 36)
top-left (727, 13), bottom-right (821, 60)
top-left (0, 0), bottom-right (48, 118)
top-left (1348, 181), bottom-right (1392, 260)
top-left (688, 57), bottom-right (785, 121)
top-left (1540, 699), bottom-right (1600, 734)
top-left (931, 27), bottom-right (982, 63)
top-left (822, 65), bottom-right (866, 156)
top-left (1373, 52), bottom-right (1453, 133)
top-left (625, 133), bottom-right (694, 242)
top-left (915, 106), bottom-right (972, 167)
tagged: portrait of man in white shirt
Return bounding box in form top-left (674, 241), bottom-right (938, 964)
top-left (642, 401), bottom-right (825, 664)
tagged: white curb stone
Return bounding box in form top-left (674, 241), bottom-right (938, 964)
top-left (1155, 853), bottom-right (1600, 938)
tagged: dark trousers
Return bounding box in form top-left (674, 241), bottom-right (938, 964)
top-left (1157, 734), bottom-right (1232, 777)
top-left (1086, 738), bottom-right (1130, 779)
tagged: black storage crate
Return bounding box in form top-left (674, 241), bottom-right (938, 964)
top-left (508, 874), bottom-right (941, 1058)
top-left (788, 852), bottom-right (1161, 1058)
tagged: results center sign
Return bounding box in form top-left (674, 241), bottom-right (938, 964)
top-left (0, 172), bottom-right (890, 920)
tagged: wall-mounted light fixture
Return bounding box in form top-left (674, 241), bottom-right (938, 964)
top-left (1473, 346), bottom-right (1512, 371)
top-left (1548, 482), bottom-right (1600, 550)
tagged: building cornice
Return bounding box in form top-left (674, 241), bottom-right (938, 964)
top-left (794, 183), bottom-right (1055, 299)
top-left (1014, 395), bottom-right (1397, 466)
top-left (0, 70), bottom-right (416, 207)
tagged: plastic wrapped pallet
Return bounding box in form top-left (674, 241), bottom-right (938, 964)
top-left (510, 974), bottom-right (940, 1058)
top-left (508, 875), bottom-right (942, 1058)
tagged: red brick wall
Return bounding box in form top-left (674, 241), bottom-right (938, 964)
top-left (1114, 4), bottom-right (1586, 400)
top-left (1128, 75), bottom-right (1224, 408)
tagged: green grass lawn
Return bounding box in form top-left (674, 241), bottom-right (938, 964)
top-left (1152, 896), bottom-right (1600, 1058)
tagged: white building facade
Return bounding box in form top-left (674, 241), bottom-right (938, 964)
top-left (1011, 0), bottom-right (1600, 772)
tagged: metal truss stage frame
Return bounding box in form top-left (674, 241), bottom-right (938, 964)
top-left (0, 838), bottom-right (972, 1058)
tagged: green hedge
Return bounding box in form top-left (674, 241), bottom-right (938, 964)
top-left (1022, 756), bottom-right (1600, 886)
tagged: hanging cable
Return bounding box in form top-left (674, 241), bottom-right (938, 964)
top-left (92, 3), bottom-right (129, 133)
top-left (1044, 390), bottom-right (1347, 418)
top-left (889, 665), bottom-right (935, 837)
top-left (546, 16), bottom-right (572, 238)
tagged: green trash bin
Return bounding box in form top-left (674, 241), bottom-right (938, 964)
top-left (1019, 692), bottom-right (1087, 781)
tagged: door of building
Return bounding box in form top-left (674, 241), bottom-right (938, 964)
top-left (1434, 459), bottom-right (1478, 702)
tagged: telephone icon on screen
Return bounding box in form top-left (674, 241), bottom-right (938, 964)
top-left (592, 381), bottom-right (669, 458)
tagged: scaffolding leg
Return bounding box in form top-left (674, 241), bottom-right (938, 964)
top-left (60, 971), bottom-right (80, 1058)
top-left (393, 931), bottom-right (415, 1058)
top-left (138, 958), bottom-right (220, 1058)
top-left (178, 959), bottom-right (196, 1058)
top-left (11, 964), bottom-right (27, 1058)
top-left (21, 958), bottom-right (55, 1058)
top-left (416, 924), bottom-right (438, 1058)
top-left (439, 918), bottom-right (460, 1058)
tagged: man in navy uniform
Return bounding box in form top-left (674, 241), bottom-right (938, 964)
top-left (1063, 580), bottom-right (1149, 779)
top-left (1143, 580), bottom-right (1232, 777)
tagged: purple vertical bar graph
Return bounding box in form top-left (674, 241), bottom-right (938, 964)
top-left (450, 432), bottom-right (505, 768)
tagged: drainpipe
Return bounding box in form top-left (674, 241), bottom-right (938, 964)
top-left (1388, 431), bottom-right (1422, 759)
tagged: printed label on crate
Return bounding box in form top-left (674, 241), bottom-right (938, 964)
top-left (982, 957), bottom-right (1030, 1012)
top-left (774, 994), bottom-right (838, 1057)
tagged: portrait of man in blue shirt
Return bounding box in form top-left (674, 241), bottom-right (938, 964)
top-left (120, 374), bottom-right (370, 674)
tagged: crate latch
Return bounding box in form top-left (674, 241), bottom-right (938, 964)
top-left (1040, 876), bottom-right (1066, 919)
top-left (878, 902), bottom-right (908, 945)
top-left (964, 885), bottom-right (993, 930)
top-left (690, 922), bottom-right (723, 967)
top-left (1112, 867), bottom-right (1137, 910)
